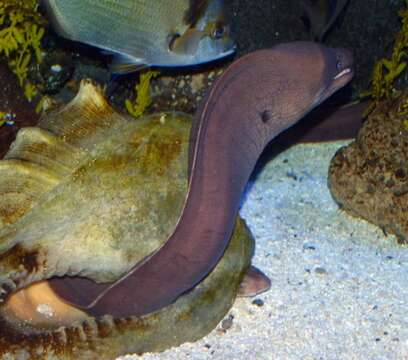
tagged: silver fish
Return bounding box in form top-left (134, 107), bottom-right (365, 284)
top-left (43, 0), bottom-right (235, 72)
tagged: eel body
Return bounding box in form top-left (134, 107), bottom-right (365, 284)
top-left (274, 100), bottom-right (369, 147)
top-left (51, 42), bottom-right (354, 317)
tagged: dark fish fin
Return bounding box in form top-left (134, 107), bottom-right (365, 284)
top-left (318, 0), bottom-right (350, 41)
top-left (110, 54), bottom-right (148, 74)
top-left (303, 0), bottom-right (349, 41)
top-left (302, 0), bottom-right (330, 40)
top-left (184, 0), bottom-right (210, 26)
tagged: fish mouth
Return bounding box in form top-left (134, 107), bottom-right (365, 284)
top-left (211, 44), bottom-right (236, 61)
top-left (189, 31), bottom-right (236, 66)
top-left (157, 41), bottom-right (235, 68)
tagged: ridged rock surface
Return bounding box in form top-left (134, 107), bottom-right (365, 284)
top-left (328, 94), bottom-right (408, 243)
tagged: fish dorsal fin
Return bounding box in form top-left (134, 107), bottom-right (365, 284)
top-left (303, 0), bottom-right (350, 41)
top-left (39, 80), bottom-right (128, 150)
top-left (185, 0), bottom-right (210, 25)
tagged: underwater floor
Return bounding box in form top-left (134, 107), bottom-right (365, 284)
top-left (121, 141), bottom-right (408, 360)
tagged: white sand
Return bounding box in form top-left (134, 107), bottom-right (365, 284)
top-left (121, 141), bottom-right (408, 360)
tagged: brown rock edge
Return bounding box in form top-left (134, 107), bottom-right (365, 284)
top-left (328, 93), bottom-right (408, 243)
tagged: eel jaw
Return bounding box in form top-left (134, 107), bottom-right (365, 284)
top-left (319, 65), bottom-right (354, 105)
top-left (333, 67), bottom-right (352, 80)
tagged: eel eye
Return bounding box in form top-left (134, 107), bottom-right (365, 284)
top-left (336, 58), bottom-right (343, 71)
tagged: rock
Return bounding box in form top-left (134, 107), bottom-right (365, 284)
top-left (328, 93), bottom-right (408, 243)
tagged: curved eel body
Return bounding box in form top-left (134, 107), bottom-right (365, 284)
top-left (51, 41), bottom-right (354, 317)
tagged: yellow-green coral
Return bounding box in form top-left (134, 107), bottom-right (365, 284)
top-left (397, 95), bottom-right (408, 129)
top-left (0, 0), bottom-right (45, 103)
top-left (364, 0), bottom-right (408, 112)
top-left (126, 70), bottom-right (159, 118)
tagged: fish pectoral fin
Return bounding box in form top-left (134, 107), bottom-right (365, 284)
top-left (110, 54), bottom-right (148, 74)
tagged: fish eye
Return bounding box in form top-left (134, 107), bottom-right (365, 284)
top-left (212, 26), bottom-right (225, 39)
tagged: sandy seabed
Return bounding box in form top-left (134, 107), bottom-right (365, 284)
top-left (121, 141), bottom-right (408, 360)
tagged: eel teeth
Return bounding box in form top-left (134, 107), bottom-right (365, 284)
top-left (334, 67), bottom-right (351, 79)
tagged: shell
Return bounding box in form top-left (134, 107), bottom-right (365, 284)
top-left (0, 81), bottom-right (253, 358)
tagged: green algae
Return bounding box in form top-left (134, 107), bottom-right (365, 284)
top-left (0, 0), bottom-right (46, 104)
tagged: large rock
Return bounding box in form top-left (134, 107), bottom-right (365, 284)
top-left (328, 93), bottom-right (408, 243)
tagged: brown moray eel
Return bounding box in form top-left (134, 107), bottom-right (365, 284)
top-left (50, 41), bottom-right (354, 318)
top-left (274, 100), bottom-right (368, 147)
